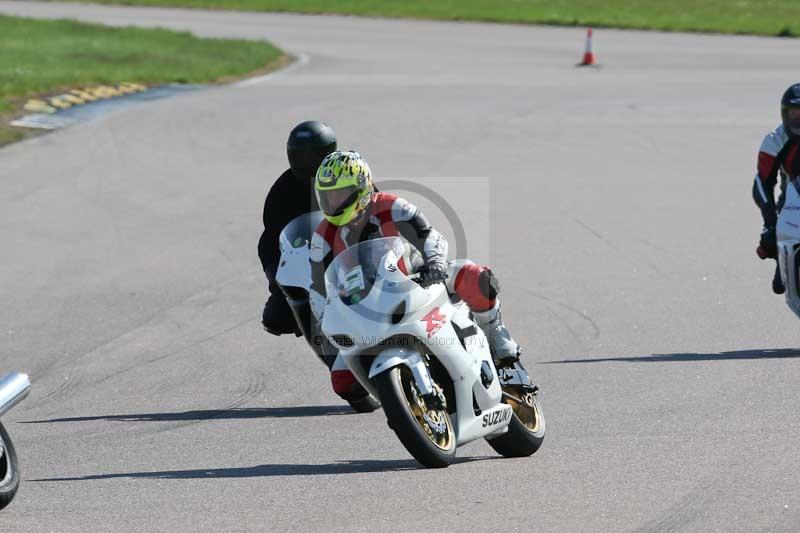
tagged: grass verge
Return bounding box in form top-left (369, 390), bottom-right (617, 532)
top-left (45, 0), bottom-right (800, 38)
top-left (1, 14), bottom-right (285, 147)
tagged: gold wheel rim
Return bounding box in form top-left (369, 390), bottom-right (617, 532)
top-left (399, 367), bottom-right (453, 451)
top-left (502, 386), bottom-right (543, 433)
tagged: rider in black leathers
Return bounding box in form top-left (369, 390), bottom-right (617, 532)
top-left (258, 121), bottom-right (336, 334)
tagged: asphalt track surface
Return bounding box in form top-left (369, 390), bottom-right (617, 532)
top-left (1, 2), bottom-right (800, 531)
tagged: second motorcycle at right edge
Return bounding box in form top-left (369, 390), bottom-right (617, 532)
top-left (755, 84), bottom-right (800, 315)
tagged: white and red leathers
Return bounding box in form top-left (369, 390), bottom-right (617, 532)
top-left (309, 192), bottom-right (519, 398)
top-left (753, 124), bottom-right (800, 228)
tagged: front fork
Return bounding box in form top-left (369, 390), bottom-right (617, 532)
top-left (369, 348), bottom-right (440, 404)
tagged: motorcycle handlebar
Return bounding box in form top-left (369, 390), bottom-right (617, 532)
top-left (408, 271), bottom-right (449, 286)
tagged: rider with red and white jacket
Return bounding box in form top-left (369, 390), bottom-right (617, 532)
top-left (753, 83), bottom-right (800, 294)
top-left (309, 151), bottom-right (520, 401)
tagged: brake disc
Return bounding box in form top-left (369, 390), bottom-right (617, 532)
top-left (423, 411), bottom-right (446, 434)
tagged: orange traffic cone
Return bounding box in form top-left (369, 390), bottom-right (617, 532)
top-left (578, 27), bottom-right (598, 66)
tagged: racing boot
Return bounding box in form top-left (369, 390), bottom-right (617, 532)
top-left (331, 355), bottom-right (380, 413)
top-left (473, 301), bottom-right (520, 367)
top-left (773, 263), bottom-right (786, 295)
top-left (261, 292), bottom-right (300, 336)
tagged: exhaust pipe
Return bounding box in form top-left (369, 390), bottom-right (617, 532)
top-left (0, 372), bottom-right (30, 418)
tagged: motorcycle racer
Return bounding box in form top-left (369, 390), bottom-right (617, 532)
top-left (753, 83), bottom-right (800, 294)
top-left (258, 121), bottom-right (337, 334)
top-left (308, 151), bottom-right (521, 400)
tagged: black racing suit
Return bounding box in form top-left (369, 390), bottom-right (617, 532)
top-left (258, 169), bottom-right (319, 334)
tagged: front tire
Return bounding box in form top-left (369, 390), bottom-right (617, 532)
top-left (486, 388), bottom-right (545, 457)
top-left (0, 422), bottom-right (20, 510)
top-left (374, 366), bottom-right (455, 468)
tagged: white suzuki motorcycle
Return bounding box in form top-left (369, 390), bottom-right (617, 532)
top-left (277, 214), bottom-right (544, 468)
top-left (0, 372), bottom-right (30, 510)
top-left (777, 178), bottom-right (800, 318)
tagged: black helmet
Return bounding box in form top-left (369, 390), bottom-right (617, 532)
top-left (781, 84), bottom-right (800, 137)
top-left (287, 121), bottom-right (337, 179)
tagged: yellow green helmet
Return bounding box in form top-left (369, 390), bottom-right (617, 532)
top-left (315, 151), bottom-right (374, 226)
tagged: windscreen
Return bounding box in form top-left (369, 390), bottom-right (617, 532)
top-left (324, 237), bottom-right (406, 306)
top-left (279, 211), bottom-right (324, 252)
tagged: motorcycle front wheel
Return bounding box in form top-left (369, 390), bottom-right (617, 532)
top-left (374, 365), bottom-right (455, 468)
top-left (486, 386), bottom-right (545, 457)
top-left (0, 421), bottom-right (20, 510)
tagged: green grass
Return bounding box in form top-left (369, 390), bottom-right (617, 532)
top-left (48, 0), bottom-right (800, 38)
top-left (1, 14), bottom-right (285, 146)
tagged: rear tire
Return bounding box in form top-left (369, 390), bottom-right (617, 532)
top-left (486, 389), bottom-right (545, 458)
top-left (374, 366), bottom-right (455, 468)
top-left (0, 422), bottom-right (20, 510)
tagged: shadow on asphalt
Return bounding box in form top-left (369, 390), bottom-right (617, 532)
top-left (32, 457), bottom-right (494, 481)
top-left (546, 348), bottom-right (800, 364)
top-left (22, 405), bottom-right (356, 424)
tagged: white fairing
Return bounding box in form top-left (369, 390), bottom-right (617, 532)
top-left (321, 237), bottom-right (511, 446)
top-left (275, 212), bottom-right (323, 291)
top-left (777, 180), bottom-right (800, 319)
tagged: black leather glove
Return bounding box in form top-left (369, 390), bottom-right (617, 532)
top-left (417, 262), bottom-right (448, 288)
top-left (758, 226), bottom-right (777, 260)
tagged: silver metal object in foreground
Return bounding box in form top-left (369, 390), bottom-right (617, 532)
top-left (0, 372), bottom-right (31, 418)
